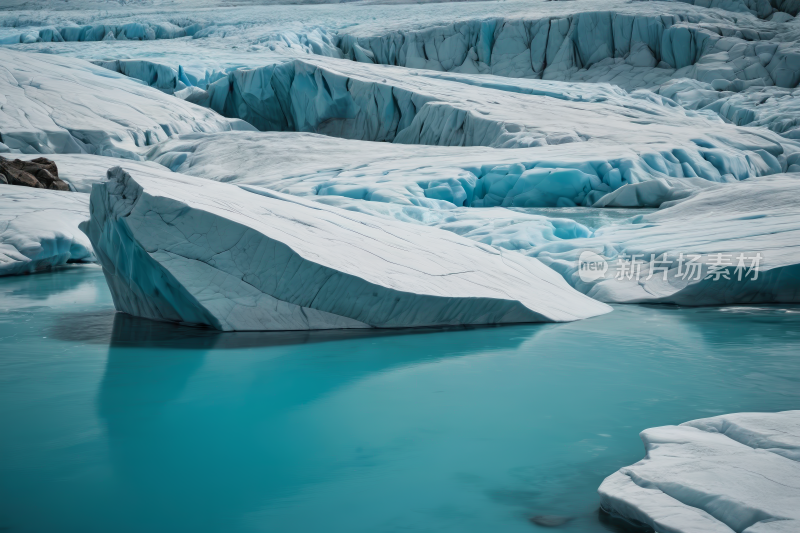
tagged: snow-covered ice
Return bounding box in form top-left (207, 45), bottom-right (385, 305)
top-left (598, 410), bottom-right (800, 533)
top-left (83, 165), bottom-right (611, 330)
top-left (144, 130), bottom-right (788, 209)
top-left (1, 0), bottom-right (799, 315)
top-left (531, 175), bottom-right (800, 304)
top-left (0, 187), bottom-right (93, 276)
top-left (0, 48), bottom-right (252, 158)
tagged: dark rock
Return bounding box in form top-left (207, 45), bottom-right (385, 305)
top-left (0, 156), bottom-right (69, 191)
top-left (529, 515), bottom-right (573, 528)
top-left (0, 173), bottom-right (7, 185)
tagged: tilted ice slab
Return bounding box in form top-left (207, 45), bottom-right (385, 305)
top-left (0, 49), bottom-right (252, 158)
top-left (0, 188), bottom-right (93, 276)
top-left (83, 165), bottom-right (611, 331)
top-left (598, 410), bottom-right (800, 533)
top-left (146, 131), bottom-right (791, 210)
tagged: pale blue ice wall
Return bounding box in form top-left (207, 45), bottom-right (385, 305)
top-left (338, 12), bottom-right (800, 89)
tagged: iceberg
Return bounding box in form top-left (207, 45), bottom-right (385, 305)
top-left (82, 165), bottom-right (611, 330)
top-left (598, 410), bottom-right (800, 533)
top-left (0, 187), bottom-right (93, 276)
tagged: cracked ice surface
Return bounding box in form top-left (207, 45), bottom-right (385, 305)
top-left (305, 175), bottom-right (800, 305)
top-left (145, 131), bottom-right (790, 209)
top-left (598, 410), bottom-right (800, 533)
top-left (0, 48), bottom-right (252, 158)
top-left (83, 165), bottom-right (610, 330)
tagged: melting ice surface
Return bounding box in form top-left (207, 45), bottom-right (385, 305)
top-left (2, 265), bottom-right (800, 533)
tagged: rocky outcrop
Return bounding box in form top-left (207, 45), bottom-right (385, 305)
top-left (0, 156), bottom-right (69, 191)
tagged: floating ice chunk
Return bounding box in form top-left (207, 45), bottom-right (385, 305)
top-left (82, 165), bottom-right (611, 330)
top-left (0, 188), bottom-right (93, 276)
top-left (598, 410), bottom-right (800, 533)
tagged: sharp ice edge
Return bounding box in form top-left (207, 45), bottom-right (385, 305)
top-left (598, 410), bottom-right (800, 533)
top-left (82, 165), bottom-right (610, 330)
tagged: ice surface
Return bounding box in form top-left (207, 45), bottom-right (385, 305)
top-left (598, 410), bottom-right (800, 533)
top-left (0, 49), bottom-right (252, 158)
top-left (145, 131), bottom-right (788, 209)
top-left (0, 187), bottom-right (93, 276)
top-left (530, 175), bottom-right (800, 304)
top-left (82, 165), bottom-right (611, 330)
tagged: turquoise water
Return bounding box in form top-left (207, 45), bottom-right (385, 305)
top-left (1, 265), bottom-right (799, 533)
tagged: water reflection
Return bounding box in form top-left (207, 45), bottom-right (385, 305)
top-left (94, 315), bottom-right (540, 532)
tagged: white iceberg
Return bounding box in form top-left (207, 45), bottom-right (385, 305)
top-left (82, 165), bottom-right (611, 330)
top-left (0, 187), bottom-right (93, 276)
top-left (599, 410), bottom-right (800, 533)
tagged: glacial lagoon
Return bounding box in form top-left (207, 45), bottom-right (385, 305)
top-left (2, 264), bottom-right (799, 533)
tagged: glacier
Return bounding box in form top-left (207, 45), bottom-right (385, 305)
top-left (0, 0), bottom-right (799, 530)
top-left (598, 410), bottom-right (800, 533)
top-left (0, 0), bottom-right (798, 313)
top-left (82, 165), bottom-right (611, 330)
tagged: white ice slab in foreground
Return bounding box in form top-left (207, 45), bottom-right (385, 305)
top-left (599, 411), bottom-right (800, 533)
top-left (0, 187), bottom-right (93, 276)
top-left (84, 166), bottom-right (610, 330)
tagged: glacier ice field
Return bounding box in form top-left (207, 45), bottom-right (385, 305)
top-left (1, 0), bottom-right (800, 530)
